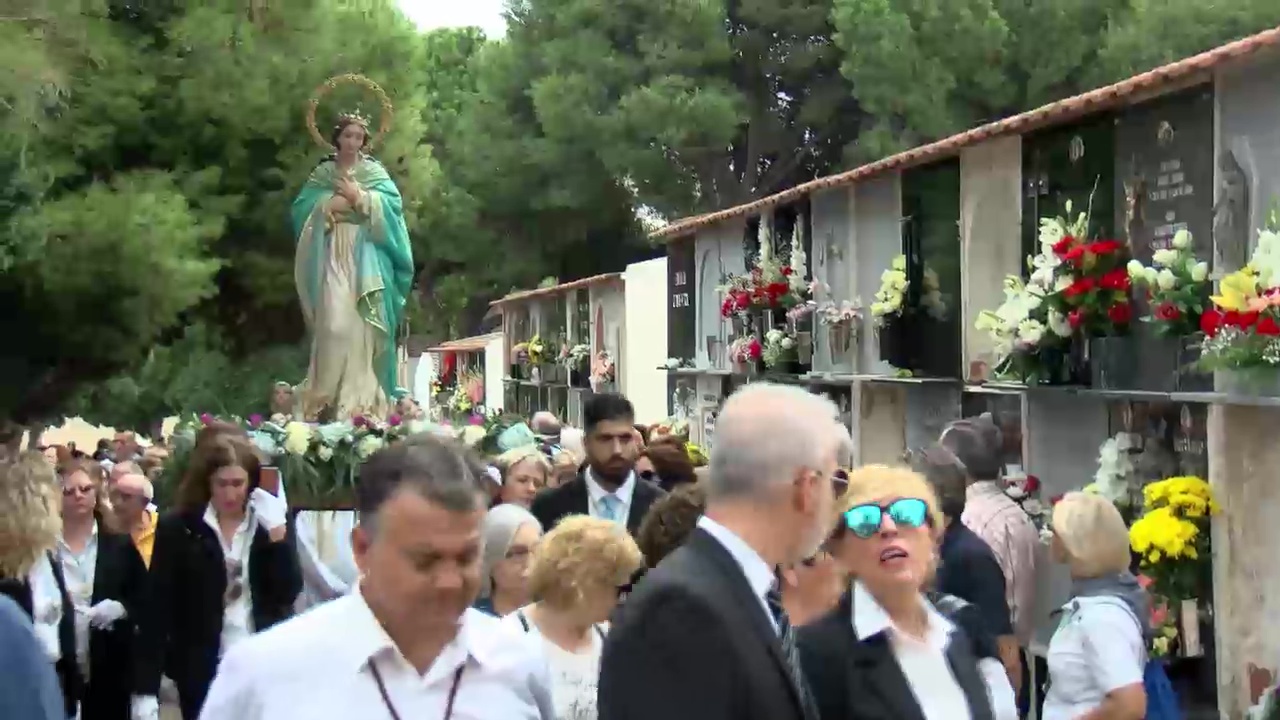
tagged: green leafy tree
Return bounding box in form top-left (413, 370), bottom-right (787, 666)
top-left (832, 0), bottom-right (1280, 160)
top-left (501, 0), bottom-right (866, 215)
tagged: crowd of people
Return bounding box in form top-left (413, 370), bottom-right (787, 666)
top-left (0, 384), bottom-right (1154, 720)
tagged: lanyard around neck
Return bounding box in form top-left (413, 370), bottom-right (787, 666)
top-left (369, 660), bottom-right (465, 720)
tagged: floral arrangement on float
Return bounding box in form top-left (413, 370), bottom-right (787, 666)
top-left (1198, 216), bottom-right (1280, 395)
top-left (161, 409), bottom-right (504, 507)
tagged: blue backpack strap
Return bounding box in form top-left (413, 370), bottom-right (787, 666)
top-left (1088, 598), bottom-right (1183, 720)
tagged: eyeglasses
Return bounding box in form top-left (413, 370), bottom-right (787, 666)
top-left (109, 490), bottom-right (142, 503)
top-left (62, 485), bottom-right (95, 497)
top-left (224, 559), bottom-right (244, 607)
top-left (843, 498), bottom-right (931, 539)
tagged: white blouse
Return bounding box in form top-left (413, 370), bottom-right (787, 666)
top-left (503, 607), bottom-right (605, 720)
top-left (204, 505), bottom-right (257, 656)
top-left (1042, 597), bottom-right (1145, 720)
top-left (28, 554), bottom-right (63, 662)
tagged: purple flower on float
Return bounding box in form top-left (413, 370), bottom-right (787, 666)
top-left (352, 415), bottom-right (367, 428)
top-left (248, 413), bottom-right (263, 427)
top-left (387, 414), bottom-right (402, 427)
top-left (468, 414), bottom-right (484, 426)
top-left (199, 413), bottom-right (212, 426)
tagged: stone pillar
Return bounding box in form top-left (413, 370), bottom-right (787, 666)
top-left (1208, 404), bottom-right (1280, 718)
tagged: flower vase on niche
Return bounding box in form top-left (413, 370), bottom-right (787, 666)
top-left (828, 322), bottom-right (852, 366)
top-left (530, 365), bottom-right (542, 384)
top-left (706, 336), bottom-right (723, 370)
top-left (877, 315), bottom-right (913, 370)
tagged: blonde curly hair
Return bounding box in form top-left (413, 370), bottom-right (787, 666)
top-left (0, 452), bottom-right (62, 578)
top-left (527, 515), bottom-right (643, 610)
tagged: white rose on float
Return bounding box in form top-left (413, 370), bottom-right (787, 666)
top-left (1191, 261), bottom-right (1210, 283)
top-left (1172, 229), bottom-right (1191, 250)
top-left (1157, 268), bottom-right (1177, 291)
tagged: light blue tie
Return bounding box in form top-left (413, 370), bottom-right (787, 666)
top-left (599, 495), bottom-right (620, 522)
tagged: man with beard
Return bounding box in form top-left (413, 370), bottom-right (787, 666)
top-left (530, 393), bottom-right (664, 537)
top-left (599, 383), bottom-right (847, 720)
top-left (196, 436), bottom-right (554, 720)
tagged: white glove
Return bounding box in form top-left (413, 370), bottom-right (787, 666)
top-left (131, 695), bottom-right (160, 720)
top-left (250, 487), bottom-right (289, 531)
top-left (87, 599), bottom-right (127, 629)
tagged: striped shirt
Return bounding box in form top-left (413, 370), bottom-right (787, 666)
top-left (961, 481), bottom-right (1040, 645)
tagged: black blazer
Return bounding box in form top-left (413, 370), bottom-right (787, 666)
top-left (138, 510), bottom-right (301, 719)
top-left (796, 589), bottom-right (995, 720)
top-left (530, 467), bottom-right (665, 536)
top-left (0, 552), bottom-right (80, 718)
top-left (598, 528), bottom-right (807, 720)
top-left (82, 529), bottom-right (150, 720)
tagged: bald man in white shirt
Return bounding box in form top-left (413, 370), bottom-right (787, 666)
top-left (197, 436), bottom-right (554, 720)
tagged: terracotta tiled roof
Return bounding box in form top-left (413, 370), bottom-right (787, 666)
top-left (489, 272), bottom-right (624, 307)
top-left (650, 25), bottom-right (1280, 242)
top-left (425, 332), bottom-right (503, 353)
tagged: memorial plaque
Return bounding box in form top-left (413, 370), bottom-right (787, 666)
top-left (667, 236), bottom-right (696, 360)
top-left (902, 159), bottom-right (962, 378)
top-left (1021, 115), bottom-right (1117, 261)
top-left (1113, 86), bottom-right (1214, 264)
top-left (1106, 400), bottom-right (1208, 482)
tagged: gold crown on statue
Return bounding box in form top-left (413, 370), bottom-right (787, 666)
top-left (335, 108), bottom-right (371, 129)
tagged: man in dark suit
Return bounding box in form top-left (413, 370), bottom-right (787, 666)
top-left (598, 383), bottom-right (849, 720)
top-left (530, 393), bottom-right (663, 537)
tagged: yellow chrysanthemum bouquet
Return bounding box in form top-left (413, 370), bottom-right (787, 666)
top-left (1129, 476), bottom-right (1218, 603)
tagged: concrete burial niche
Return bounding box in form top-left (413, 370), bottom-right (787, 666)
top-left (1209, 53), bottom-right (1280, 717)
top-left (810, 185), bottom-right (857, 374)
top-left (1021, 114), bottom-right (1117, 258)
top-left (693, 218), bottom-right (747, 369)
top-left (960, 136), bottom-right (1023, 382)
top-left (854, 174), bottom-right (904, 375)
top-left (853, 380), bottom-right (907, 465)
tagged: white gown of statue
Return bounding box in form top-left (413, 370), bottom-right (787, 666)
top-left (293, 510), bottom-right (360, 613)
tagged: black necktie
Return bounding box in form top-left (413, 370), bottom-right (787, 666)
top-left (765, 581), bottom-right (818, 720)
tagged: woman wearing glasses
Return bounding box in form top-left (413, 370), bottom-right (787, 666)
top-left (136, 434), bottom-right (300, 720)
top-left (54, 458), bottom-right (149, 720)
top-left (503, 515), bottom-right (643, 720)
top-left (473, 504), bottom-right (542, 617)
top-left (797, 465), bottom-right (995, 720)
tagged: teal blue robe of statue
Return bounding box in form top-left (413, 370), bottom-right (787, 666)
top-left (292, 155), bottom-right (414, 418)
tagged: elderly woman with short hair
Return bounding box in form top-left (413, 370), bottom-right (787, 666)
top-left (1042, 492), bottom-right (1147, 720)
top-left (797, 464), bottom-right (995, 720)
top-left (504, 514), bottom-right (643, 720)
top-left (495, 446), bottom-right (550, 508)
top-left (474, 504), bottom-right (542, 617)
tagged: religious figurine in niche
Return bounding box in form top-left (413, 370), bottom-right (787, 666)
top-left (1213, 148), bottom-right (1250, 277)
top-left (1174, 404), bottom-right (1208, 477)
top-left (672, 381), bottom-right (694, 421)
top-left (1123, 165), bottom-right (1148, 248)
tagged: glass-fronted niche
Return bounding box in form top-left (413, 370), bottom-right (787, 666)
top-left (574, 289), bottom-right (590, 346)
top-left (740, 201), bottom-right (813, 268)
top-left (507, 305), bottom-right (532, 347)
top-left (1106, 400), bottom-right (1208, 484)
top-left (902, 160), bottom-right (962, 378)
top-left (960, 391), bottom-right (1025, 474)
top-left (1021, 114), bottom-right (1117, 263)
top-left (810, 384), bottom-right (854, 437)
top-left (541, 295), bottom-right (567, 349)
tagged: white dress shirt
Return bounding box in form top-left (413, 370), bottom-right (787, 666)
top-left (58, 522), bottom-right (99, 681)
top-left (28, 554), bottom-right (64, 662)
top-left (585, 469), bottom-right (635, 526)
top-left (851, 581), bottom-right (971, 720)
top-left (197, 589), bottom-right (556, 720)
top-left (695, 515), bottom-right (777, 632)
top-left (204, 505), bottom-right (256, 656)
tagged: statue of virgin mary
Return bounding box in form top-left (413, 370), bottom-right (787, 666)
top-left (292, 108), bottom-right (414, 419)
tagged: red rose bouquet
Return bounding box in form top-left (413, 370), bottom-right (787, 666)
top-left (1053, 234), bottom-right (1134, 337)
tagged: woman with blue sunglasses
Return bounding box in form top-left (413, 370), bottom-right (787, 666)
top-left (796, 465), bottom-right (995, 720)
